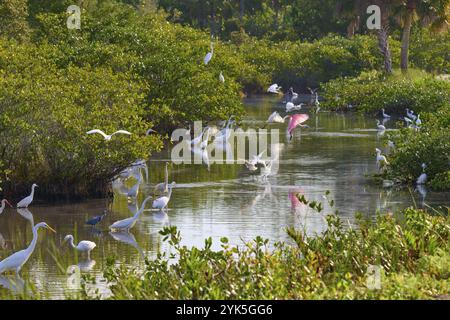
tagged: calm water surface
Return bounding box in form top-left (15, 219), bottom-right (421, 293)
top-left (0, 95), bottom-right (448, 298)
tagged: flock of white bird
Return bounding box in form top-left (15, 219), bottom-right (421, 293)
top-left (0, 40), bottom-right (429, 278)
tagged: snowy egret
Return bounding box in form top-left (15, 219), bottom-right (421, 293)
top-left (286, 114), bottom-right (310, 141)
top-left (381, 108), bottom-right (391, 118)
top-left (155, 162), bottom-right (169, 194)
top-left (152, 182), bottom-right (176, 210)
top-left (63, 235), bottom-right (96, 259)
top-left (416, 163), bottom-right (427, 185)
top-left (86, 129), bottom-right (131, 141)
top-left (86, 210), bottom-right (107, 226)
top-left (204, 42), bottom-right (214, 65)
top-left (219, 72), bottom-right (225, 83)
top-left (286, 102), bottom-right (303, 112)
top-left (0, 222), bottom-right (55, 275)
top-left (376, 120), bottom-right (386, 131)
top-left (267, 111), bottom-right (288, 124)
top-left (17, 184), bottom-right (38, 208)
top-left (0, 199), bottom-right (12, 215)
top-left (267, 84), bottom-right (282, 94)
top-left (109, 196), bottom-right (153, 231)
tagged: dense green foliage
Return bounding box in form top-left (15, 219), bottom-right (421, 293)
top-left (385, 106), bottom-right (450, 190)
top-left (321, 70), bottom-right (450, 114)
top-left (77, 206), bottom-right (449, 299)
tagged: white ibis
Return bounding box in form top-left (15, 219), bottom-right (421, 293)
top-left (63, 235), bottom-right (96, 259)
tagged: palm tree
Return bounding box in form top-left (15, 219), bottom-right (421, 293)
top-left (397, 0), bottom-right (450, 72)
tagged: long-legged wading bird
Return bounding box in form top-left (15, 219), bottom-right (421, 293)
top-left (375, 148), bottom-right (389, 171)
top-left (286, 114), bottom-right (310, 141)
top-left (0, 199), bottom-right (12, 215)
top-left (381, 108), bottom-right (391, 118)
top-left (17, 184), bottom-right (38, 208)
top-left (86, 210), bottom-right (107, 226)
top-left (63, 235), bottom-right (96, 259)
top-left (152, 182), bottom-right (176, 210)
top-left (267, 84), bottom-right (282, 94)
top-left (0, 222), bottom-right (55, 275)
top-left (155, 162), bottom-right (169, 194)
top-left (267, 111), bottom-right (288, 124)
top-left (204, 42), bottom-right (214, 65)
top-left (286, 102), bottom-right (303, 112)
top-left (219, 71), bottom-right (225, 83)
top-left (416, 163), bottom-right (427, 185)
top-left (86, 129), bottom-right (132, 141)
top-left (109, 196), bottom-right (153, 232)
top-left (376, 120), bottom-right (386, 131)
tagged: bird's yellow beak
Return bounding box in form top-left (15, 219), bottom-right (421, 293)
top-left (47, 226), bottom-right (57, 233)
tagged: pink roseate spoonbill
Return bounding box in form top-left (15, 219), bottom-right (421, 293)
top-left (0, 200), bottom-right (13, 215)
top-left (17, 184), bottom-right (38, 208)
top-left (286, 114), bottom-right (310, 141)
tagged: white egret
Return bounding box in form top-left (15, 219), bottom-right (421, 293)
top-left (259, 160), bottom-right (273, 179)
top-left (286, 102), bottom-right (303, 112)
top-left (145, 128), bottom-right (157, 136)
top-left (190, 127), bottom-right (209, 147)
top-left (267, 84), bottom-right (282, 94)
top-left (17, 184), bottom-right (38, 208)
top-left (244, 160), bottom-right (258, 172)
top-left (219, 72), bottom-right (225, 83)
top-left (381, 108), bottom-right (391, 118)
top-left (375, 148), bottom-right (389, 171)
top-left (267, 111), bottom-right (288, 124)
top-left (415, 114), bottom-right (422, 126)
top-left (0, 222), bottom-right (55, 275)
top-left (204, 42), bottom-right (214, 65)
top-left (416, 163), bottom-right (427, 185)
top-left (127, 175), bottom-right (141, 200)
top-left (155, 162), bottom-right (169, 194)
top-left (200, 127), bottom-right (210, 149)
top-left (0, 199), bottom-right (12, 215)
top-left (109, 196), bottom-right (153, 232)
top-left (314, 93), bottom-right (320, 114)
top-left (63, 235), bottom-right (96, 259)
top-left (86, 129), bottom-right (132, 141)
top-left (376, 120), bottom-right (386, 131)
top-left (152, 182), bottom-right (176, 210)
top-left (388, 140), bottom-right (395, 149)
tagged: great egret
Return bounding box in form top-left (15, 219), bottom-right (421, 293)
top-left (267, 111), bottom-right (288, 124)
top-left (17, 184), bottom-right (38, 208)
top-left (190, 127), bottom-right (210, 147)
top-left (416, 163), bottom-right (427, 185)
top-left (219, 72), bottom-right (225, 83)
top-left (267, 84), bottom-right (282, 94)
top-left (127, 175), bottom-right (142, 200)
top-left (376, 120), bottom-right (386, 131)
top-left (155, 162), bottom-right (169, 194)
top-left (286, 102), bottom-right (303, 112)
top-left (286, 114), bottom-right (310, 141)
top-left (152, 182), bottom-right (176, 210)
top-left (109, 196), bottom-right (153, 232)
top-left (0, 222), bottom-right (55, 275)
top-left (63, 235), bottom-right (96, 259)
top-left (375, 148), bottom-right (389, 171)
top-left (415, 114), bottom-right (422, 126)
top-left (86, 129), bottom-right (132, 141)
top-left (204, 42), bottom-right (214, 65)
top-left (381, 108), bottom-right (391, 118)
top-left (86, 210), bottom-right (107, 226)
top-left (0, 199), bottom-right (12, 215)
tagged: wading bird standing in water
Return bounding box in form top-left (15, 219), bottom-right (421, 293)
top-left (0, 199), bottom-right (12, 215)
top-left (267, 111), bottom-right (288, 124)
top-left (152, 182), bottom-right (176, 210)
top-left (62, 235), bottom-right (96, 259)
top-left (86, 210), bottom-right (107, 226)
top-left (267, 84), bottom-right (282, 94)
top-left (109, 196), bottom-right (153, 232)
top-left (375, 148), bottom-right (389, 172)
top-left (286, 114), bottom-right (310, 141)
top-left (286, 102), bottom-right (304, 112)
top-left (0, 222), bottom-right (55, 275)
top-left (376, 120), bottom-right (386, 132)
top-left (155, 162), bottom-right (169, 194)
top-left (86, 129), bottom-right (132, 141)
top-left (17, 184), bottom-right (38, 208)
top-left (381, 108), bottom-right (391, 119)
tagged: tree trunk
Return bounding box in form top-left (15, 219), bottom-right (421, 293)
top-left (401, 1), bottom-right (416, 72)
top-left (239, 0), bottom-right (244, 23)
top-left (377, 26), bottom-right (393, 74)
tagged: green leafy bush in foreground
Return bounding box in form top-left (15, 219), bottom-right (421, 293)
top-left (87, 207), bottom-right (449, 300)
top-left (321, 70), bottom-right (450, 114)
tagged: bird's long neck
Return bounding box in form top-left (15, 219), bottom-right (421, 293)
top-left (0, 201), bottom-right (4, 211)
top-left (69, 237), bottom-right (76, 249)
top-left (30, 185), bottom-right (36, 198)
top-left (134, 198), bottom-right (151, 219)
top-left (25, 226), bottom-right (40, 257)
top-left (164, 164), bottom-right (168, 186)
top-left (167, 186), bottom-right (174, 200)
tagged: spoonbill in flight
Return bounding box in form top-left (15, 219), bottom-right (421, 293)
top-left (286, 114), bottom-right (310, 141)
